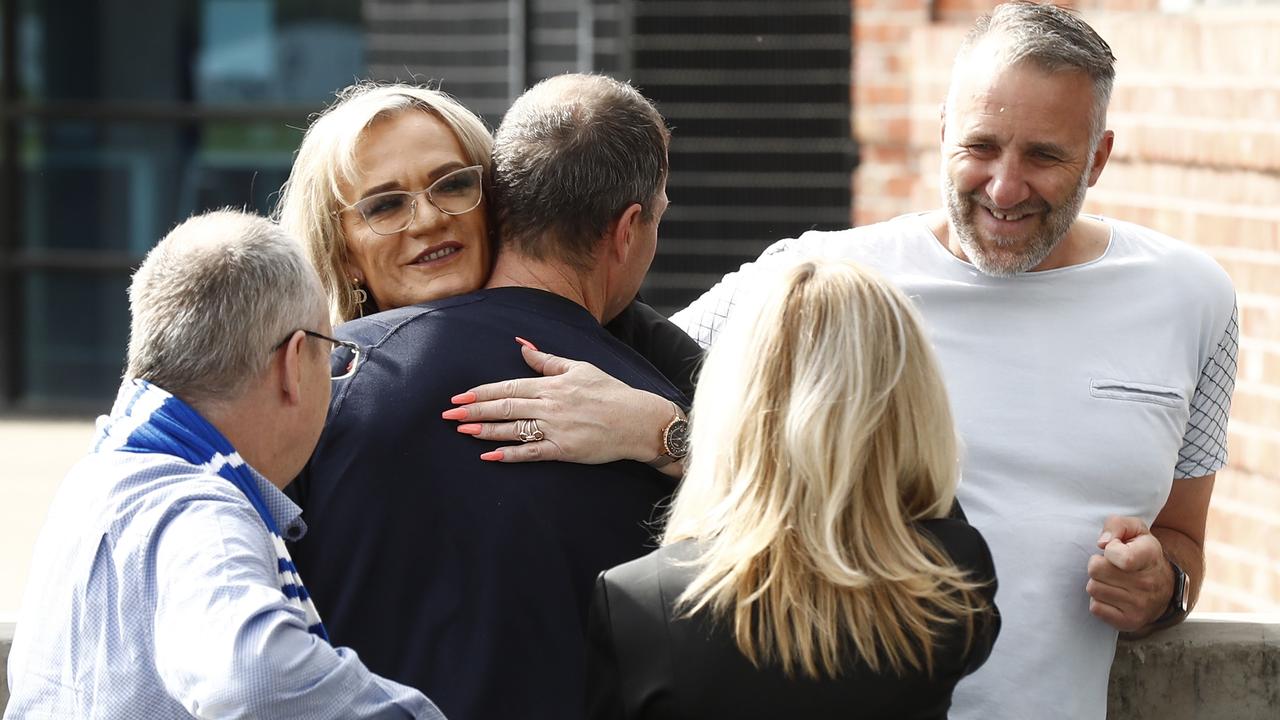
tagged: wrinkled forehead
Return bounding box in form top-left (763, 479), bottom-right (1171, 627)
top-left (946, 47), bottom-right (1096, 141)
top-left (333, 106), bottom-right (441, 204)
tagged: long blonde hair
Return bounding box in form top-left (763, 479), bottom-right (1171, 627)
top-left (663, 259), bottom-right (987, 679)
top-left (274, 82), bottom-right (493, 324)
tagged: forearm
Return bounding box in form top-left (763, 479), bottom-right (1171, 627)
top-left (160, 602), bottom-right (436, 719)
top-left (1151, 524), bottom-right (1205, 617)
top-left (1114, 526), bottom-right (1203, 640)
top-left (154, 507), bottom-right (437, 719)
top-left (629, 390), bottom-right (685, 478)
top-left (1139, 473), bottom-right (1215, 634)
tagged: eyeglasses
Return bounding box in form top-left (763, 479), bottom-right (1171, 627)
top-left (273, 329), bottom-right (363, 381)
top-left (339, 165), bottom-right (484, 236)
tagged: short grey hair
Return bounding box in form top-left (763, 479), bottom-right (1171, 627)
top-left (956, 2), bottom-right (1116, 142)
top-left (492, 73), bottom-right (670, 270)
top-left (126, 210), bottom-right (326, 409)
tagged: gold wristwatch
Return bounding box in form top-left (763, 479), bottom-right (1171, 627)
top-left (650, 402), bottom-right (689, 468)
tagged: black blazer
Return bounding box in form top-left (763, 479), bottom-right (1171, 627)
top-left (290, 288), bottom-right (687, 720)
top-left (605, 298), bottom-right (704, 401)
top-left (586, 519), bottom-right (1000, 720)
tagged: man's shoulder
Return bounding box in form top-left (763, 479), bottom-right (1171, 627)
top-left (335, 291), bottom-right (489, 347)
top-left (602, 539), bottom-right (700, 598)
top-left (764, 213), bottom-right (934, 260)
top-left (69, 451), bottom-right (254, 529)
top-left (1105, 217), bottom-right (1235, 300)
top-left (1107, 218), bottom-right (1229, 275)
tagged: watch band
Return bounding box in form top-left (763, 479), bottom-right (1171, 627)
top-left (649, 402), bottom-right (689, 468)
top-left (1153, 555), bottom-right (1189, 625)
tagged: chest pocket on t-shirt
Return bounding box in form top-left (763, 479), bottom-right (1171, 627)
top-left (1089, 378), bottom-right (1186, 408)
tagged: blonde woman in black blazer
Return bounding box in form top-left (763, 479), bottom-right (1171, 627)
top-left (586, 260), bottom-right (1000, 719)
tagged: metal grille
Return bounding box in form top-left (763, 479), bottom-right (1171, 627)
top-left (364, 0), bottom-right (618, 127)
top-left (629, 0), bottom-right (853, 312)
top-left (362, 0), bottom-right (853, 313)
top-left (365, 0), bottom-right (515, 125)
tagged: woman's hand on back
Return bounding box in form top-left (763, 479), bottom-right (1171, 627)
top-left (443, 343), bottom-right (681, 475)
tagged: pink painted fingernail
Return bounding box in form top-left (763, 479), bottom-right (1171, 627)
top-left (451, 391), bottom-right (477, 404)
top-left (514, 336), bottom-right (539, 352)
top-left (441, 407), bottom-right (468, 420)
top-left (456, 423), bottom-right (482, 435)
top-left (480, 450), bottom-right (504, 462)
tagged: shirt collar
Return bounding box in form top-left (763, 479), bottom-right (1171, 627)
top-left (247, 465), bottom-right (308, 541)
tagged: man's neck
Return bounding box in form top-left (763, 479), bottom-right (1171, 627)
top-left (202, 394), bottom-right (288, 490)
top-left (925, 208), bottom-right (1111, 272)
top-left (485, 250), bottom-right (610, 323)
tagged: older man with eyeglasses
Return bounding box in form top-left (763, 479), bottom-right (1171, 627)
top-left (3, 210), bottom-right (442, 719)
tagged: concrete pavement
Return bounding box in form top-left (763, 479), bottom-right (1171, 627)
top-left (0, 417), bottom-right (96, 619)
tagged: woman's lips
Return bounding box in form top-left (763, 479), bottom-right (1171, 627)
top-left (410, 244), bottom-right (462, 265)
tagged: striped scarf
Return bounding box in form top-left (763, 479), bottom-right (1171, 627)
top-left (94, 378), bottom-right (329, 640)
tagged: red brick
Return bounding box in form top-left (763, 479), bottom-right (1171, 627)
top-left (859, 84), bottom-right (911, 105)
top-left (1229, 389), bottom-right (1280, 430)
top-left (1195, 214), bottom-right (1280, 253)
top-left (854, 0), bottom-right (927, 12)
top-left (852, 1), bottom-right (1280, 613)
top-left (1261, 352), bottom-right (1280, 388)
top-left (1216, 257), bottom-right (1280, 297)
top-left (854, 22), bottom-right (913, 44)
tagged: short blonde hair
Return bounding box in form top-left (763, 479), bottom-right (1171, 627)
top-left (274, 82), bottom-right (493, 324)
top-left (664, 259), bottom-right (988, 679)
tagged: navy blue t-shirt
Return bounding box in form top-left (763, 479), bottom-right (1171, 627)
top-left (289, 287), bottom-right (686, 720)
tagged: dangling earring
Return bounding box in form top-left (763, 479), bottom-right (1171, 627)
top-left (351, 278), bottom-right (368, 317)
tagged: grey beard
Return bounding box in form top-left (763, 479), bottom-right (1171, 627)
top-left (943, 166), bottom-right (1090, 277)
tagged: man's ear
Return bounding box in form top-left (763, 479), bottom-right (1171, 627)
top-left (278, 330), bottom-right (306, 406)
top-left (607, 202), bottom-right (645, 263)
top-left (1087, 130), bottom-right (1115, 188)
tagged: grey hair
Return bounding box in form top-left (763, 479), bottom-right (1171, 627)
top-left (126, 210), bottom-right (326, 409)
top-left (492, 73), bottom-right (670, 270)
top-left (956, 2), bottom-right (1116, 142)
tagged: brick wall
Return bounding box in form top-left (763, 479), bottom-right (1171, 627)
top-left (853, 1), bottom-right (1280, 613)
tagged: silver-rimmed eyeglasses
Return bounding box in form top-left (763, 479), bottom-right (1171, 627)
top-left (274, 329), bottom-right (363, 381)
top-left (339, 165), bottom-right (484, 236)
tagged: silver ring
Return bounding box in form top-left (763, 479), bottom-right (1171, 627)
top-left (516, 419), bottom-right (544, 443)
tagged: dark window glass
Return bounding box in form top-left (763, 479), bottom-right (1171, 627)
top-left (20, 120), bottom-right (301, 254)
top-left (6, 0), bottom-right (364, 408)
top-left (17, 0), bottom-right (363, 105)
top-left (22, 271), bottom-right (130, 408)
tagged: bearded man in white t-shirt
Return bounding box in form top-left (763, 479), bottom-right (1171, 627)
top-left (672, 3), bottom-right (1237, 719)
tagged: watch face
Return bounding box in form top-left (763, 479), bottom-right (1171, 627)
top-left (665, 418), bottom-right (690, 459)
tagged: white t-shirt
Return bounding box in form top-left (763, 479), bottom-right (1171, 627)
top-left (672, 213), bottom-right (1238, 720)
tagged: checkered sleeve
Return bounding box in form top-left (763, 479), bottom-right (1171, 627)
top-left (670, 237), bottom-right (800, 348)
top-left (1174, 304), bottom-right (1238, 479)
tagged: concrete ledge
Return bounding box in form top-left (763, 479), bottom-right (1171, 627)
top-left (2, 617), bottom-right (1277, 716)
top-left (1107, 614), bottom-right (1280, 720)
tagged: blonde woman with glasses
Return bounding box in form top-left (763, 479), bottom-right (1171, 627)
top-left (586, 259), bottom-right (1000, 719)
top-left (275, 80), bottom-right (702, 469)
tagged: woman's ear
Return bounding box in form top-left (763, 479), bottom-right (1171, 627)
top-left (343, 261), bottom-right (364, 285)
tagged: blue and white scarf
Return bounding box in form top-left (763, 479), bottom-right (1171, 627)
top-left (94, 379), bottom-right (329, 640)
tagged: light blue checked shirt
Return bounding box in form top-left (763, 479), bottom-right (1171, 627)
top-left (4, 447), bottom-right (444, 719)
